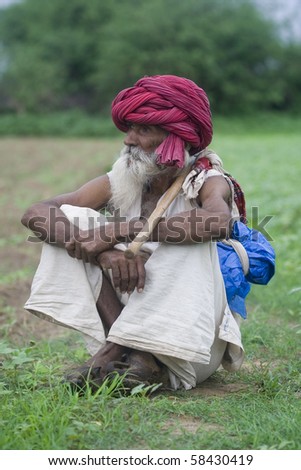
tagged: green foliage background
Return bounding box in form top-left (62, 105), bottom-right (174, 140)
top-left (0, 0), bottom-right (300, 118)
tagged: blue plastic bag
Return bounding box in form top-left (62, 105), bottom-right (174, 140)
top-left (217, 221), bottom-right (275, 319)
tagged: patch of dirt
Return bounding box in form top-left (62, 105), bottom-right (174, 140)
top-left (0, 279), bottom-right (66, 344)
top-left (0, 244), bottom-right (40, 275)
top-left (159, 376), bottom-right (251, 404)
top-left (191, 380), bottom-right (250, 397)
top-left (162, 416), bottom-right (222, 436)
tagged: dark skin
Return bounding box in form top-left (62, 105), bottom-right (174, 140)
top-left (21, 124), bottom-right (232, 383)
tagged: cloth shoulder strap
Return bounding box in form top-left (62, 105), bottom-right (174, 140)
top-left (221, 238), bottom-right (250, 275)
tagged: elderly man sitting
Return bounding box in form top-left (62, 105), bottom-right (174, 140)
top-left (22, 75), bottom-right (248, 391)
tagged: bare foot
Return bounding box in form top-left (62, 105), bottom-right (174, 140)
top-left (83, 342), bottom-right (129, 371)
top-left (105, 350), bottom-right (170, 389)
top-left (65, 344), bottom-right (170, 392)
top-left (65, 342), bottom-right (129, 390)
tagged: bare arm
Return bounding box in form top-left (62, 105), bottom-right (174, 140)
top-left (21, 174), bottom-right (112, 248)
top-left (152, 175), bottom-right (233, 243)
top-left (65, 175), bottom-right (233, 264)
top-left (23, 171), bottom-right (231, 263)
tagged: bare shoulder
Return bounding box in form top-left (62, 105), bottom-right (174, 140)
top-left (43, 174), bottom-right (112, 210)
top-left (199, 175), bottom-right (231, 199)
top-left (197, 175), bottom-right (231, 211)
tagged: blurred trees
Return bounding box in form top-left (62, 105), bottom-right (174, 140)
top-left (0, 0), bottom-right (300, 114)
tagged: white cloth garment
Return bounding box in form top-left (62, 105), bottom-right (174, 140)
top-left (24, 155), bottom-right (244, 389)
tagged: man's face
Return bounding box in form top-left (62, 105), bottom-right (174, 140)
top-left (124, 124), bottom-right (168, 154)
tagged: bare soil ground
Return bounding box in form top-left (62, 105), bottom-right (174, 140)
top-left (0, 278), bottom-right (65, 344)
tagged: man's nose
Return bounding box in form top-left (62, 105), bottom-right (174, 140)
top-left (124, 128), bottom-right (138, 146)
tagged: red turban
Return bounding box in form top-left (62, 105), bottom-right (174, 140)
top-left (111, 75), bottom-right (213, 168)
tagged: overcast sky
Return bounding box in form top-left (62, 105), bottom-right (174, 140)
top-left (254, 0), bottom-right (301, 39)
top-left (0, 0), bottom-right (17, 6)
top-left (0, 0), bottom-right (300, 40)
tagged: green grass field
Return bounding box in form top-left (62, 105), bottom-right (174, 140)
top-left (0, 119), bottom-right (300, 450)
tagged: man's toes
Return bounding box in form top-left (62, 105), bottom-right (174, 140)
top-left (64, 366), bottom-right (102, 391)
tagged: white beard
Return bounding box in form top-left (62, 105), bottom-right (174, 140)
top-left (108, 145), bottom-right (191, 216)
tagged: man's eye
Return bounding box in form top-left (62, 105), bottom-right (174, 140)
top-left (139, 126), bottom-right (150, 134)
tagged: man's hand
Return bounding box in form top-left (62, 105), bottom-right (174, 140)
top-left (97, 249), bottom-right (150, 294)
top-left (65, 227), bottom-right (115, 264)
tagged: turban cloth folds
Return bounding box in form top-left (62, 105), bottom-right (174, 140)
top-left (111, 75), bottom-right (213, 168)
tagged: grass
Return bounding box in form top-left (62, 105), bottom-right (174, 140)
top-left (0, 111), bottom-right (120, 138)
top-left (0, 115), bottom-right (300, 450)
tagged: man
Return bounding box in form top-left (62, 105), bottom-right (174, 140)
top-left (21, 75), bottom-right (245, 391)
